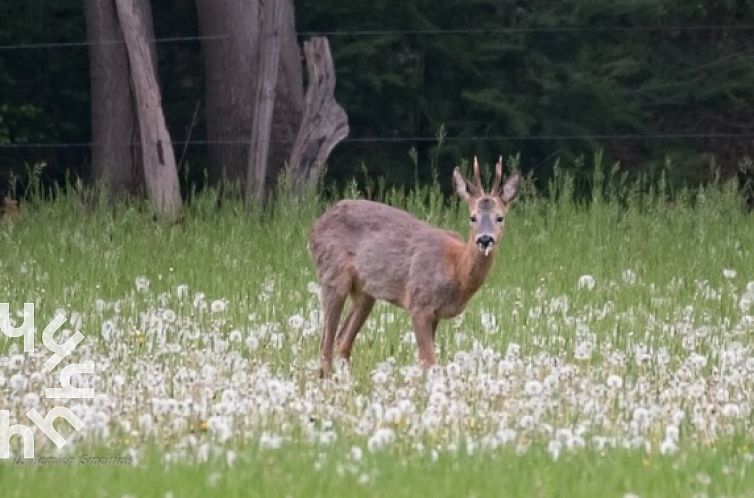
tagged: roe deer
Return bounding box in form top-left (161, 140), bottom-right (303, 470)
top-left (308, 157), bottom-right (521, 376)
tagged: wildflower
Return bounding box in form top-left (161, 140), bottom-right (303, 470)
top-left (480, 312), bottom-right (497, 332)
top-left (622, 269), bottom-right (637, 285)
top-left (606, 375), bottom-right (623, 389)
top-left (722, 403), bottom-right (740, 417)
top-left (135, 276), bottom-right (150, 292)
top-left (9, 374), bottom-right (27, 391)
top-left (210, 300), bottom-right (227, 313)
top-left (367, 428), bottom-right (395, 452)
top-left (246, 335), bottom-right (259, 352)
top-left (547, 439), bottom-right (562, 460)
top-left (372, 370), bottom-right (388, 385)
top-left (740, 293), bottom-right (753, 314)
top-left (659, 438), bottom-right (677, 455)
top-left (288, 314), bottom-right (305, 329)
top-left (270, 333), bottom-right (284, 349)
top-left (524, 380), bottom-right (543, 397)
top-left (259, 432), bottom-right (282, 450)
top-left (578, 275), bottom-right (596, 290)
top-left (723, 268), bottom-right (737, 279)
top-left (176, 284), bottom-right (189, 299)
top-left (8, 354), bottom-right (24, 371)
top-left (574, 341), bottom-right (593, 361)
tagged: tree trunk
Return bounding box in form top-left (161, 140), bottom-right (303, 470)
top-left (195, 0), bottom-right (260, 186)
top-left (246, 0), bottom-right (283, 207)
top-left (268, 0), bottom-right (304, 188)
top-left (289, 37), bottom-right (349, 187)
top-left (85, 0), bottom-right (142, 196)
top-left (195, 0), bottom-right (303, 193)
top-left (114, 0), bottom-right (182, 220)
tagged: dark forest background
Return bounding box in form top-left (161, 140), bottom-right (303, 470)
top-left (1, 0), bottom-right (754, 199)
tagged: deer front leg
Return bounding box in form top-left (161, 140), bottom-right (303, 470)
top-left (411, 312), bottom-right (438, 369)
top-left (319, 287), bottom-right (347, 378)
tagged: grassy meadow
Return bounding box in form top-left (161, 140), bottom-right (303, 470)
top-left (1, 167), bottom-right (753, 497)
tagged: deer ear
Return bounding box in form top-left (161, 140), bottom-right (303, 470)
top-left (452, 167), bottom-right (472, 202)
top-left (500, 173), bottom-right (522, 204)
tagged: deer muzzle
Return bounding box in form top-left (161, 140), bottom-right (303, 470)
top-left (476, 235), bottom-right (496, 256)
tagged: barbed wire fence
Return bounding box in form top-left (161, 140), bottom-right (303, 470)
top-left (1, 25), bottom-right (754, 167)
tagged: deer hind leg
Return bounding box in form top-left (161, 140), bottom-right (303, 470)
top-left (336, 292), bottom-right (376, 362)
top-left (411, 311), bottom-right (439, 369)
top-left (318, 282), bottom-right (349, 378)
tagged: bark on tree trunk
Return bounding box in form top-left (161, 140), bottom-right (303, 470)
top-left (114, 0), bottom-right (182, 220)
top-left (289, 37), bottom-right (349, 187)
top-left (246, 0), bottom-right (284, 207)
top-left (195, 0), bottom-right (260, 186)
top-left (268, 0), bottom-right (304, 189)
top-left (196, 0), bottom-right (303, 194)
top-left (85, 0), bottom-right (143, 196)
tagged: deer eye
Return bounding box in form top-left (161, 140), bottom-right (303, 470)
top-left (496, 216), bottom-right (505, 224)
top-left (470, 215), bottom-right (477, 223)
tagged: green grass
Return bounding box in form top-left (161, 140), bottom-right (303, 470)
top-left (0, 171), bottom-right (753, 497)
top-left (2, 444), bottom-right (754, 497)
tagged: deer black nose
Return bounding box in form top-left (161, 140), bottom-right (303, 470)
top-left (476, 235), bottom-right (495, 248)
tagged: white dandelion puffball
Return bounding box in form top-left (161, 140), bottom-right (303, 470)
top-left (210, 299), bottom-right (227, 313)
top-left (578, 275), bottom-right (596, 290)
top-left (621, 269), bottom-right (637, 284)
top-left (288, 314), bottom-right (305, 329)
top-left (135, 276), bottom-right (150, 292)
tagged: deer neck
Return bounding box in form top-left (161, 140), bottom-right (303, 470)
top-left (457, 238), bottom-right (495, 295)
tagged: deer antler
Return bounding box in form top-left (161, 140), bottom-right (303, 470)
top-left (472, 156), bottom-right (484, 193)
top-left (490, 156), bottom-right (503, 193)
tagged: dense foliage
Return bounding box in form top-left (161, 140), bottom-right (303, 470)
top-left (1, 0), bottom-right (754, 195)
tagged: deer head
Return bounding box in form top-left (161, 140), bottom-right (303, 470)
top-left (453, 156), bottom-right (522, 256)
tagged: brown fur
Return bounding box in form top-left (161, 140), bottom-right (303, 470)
top-left (309, 157), bottom-right (521, 376)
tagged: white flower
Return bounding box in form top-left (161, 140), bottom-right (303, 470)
top-left (193, 292), bottom-right (207, 310)
top-left (288, 314), bottom-right (305, 329)
top-left (367, 428), bottom-right (395, 452)
top-left (574, 341), bottom-right (593, 361)
top-left (524, 380), bottom-right (543, 397)
top-left (162, 309), bottom-right (177, 323)
top-left (135, 276), bottom-right (150, 292)
top-left (9, 374), bottom-right (27, 391)
top-left (210, 300), bottom-right (227, 313)
top-left (578, 275), bottom-right (596, 290)
top-left (270, 333), bottom-right (284, 349)
top-left (176, 284), bottom-right (189, 299)
top-left (547, 439), bottom-right (562, 460)
top-left (621, 269), bottom-right (637, 284)
top-left (739, 294), bottom-right (753, 314)
top-left (8, 354), bottom-right (24, 371)
top-left (659, 438), bottom-right (677, 455)
top-left (606, 375), bottom-right (623, 389)
top-left (480, 312), bottom-right (497, 332)
top-left (723, 268), bottom-right (737, 279)
top-left (245, 335), bottom-right (259, 352)
top-left (664, 425), bottom-right (679, 442)
top-left (350, 446), bottom-right (363, 462)
top-left (259, 432), bottom-right (282, 450)
top-left (372, 370), bottom-right (388, 385)
top-left (722, 403), bottom-right (740, 417)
